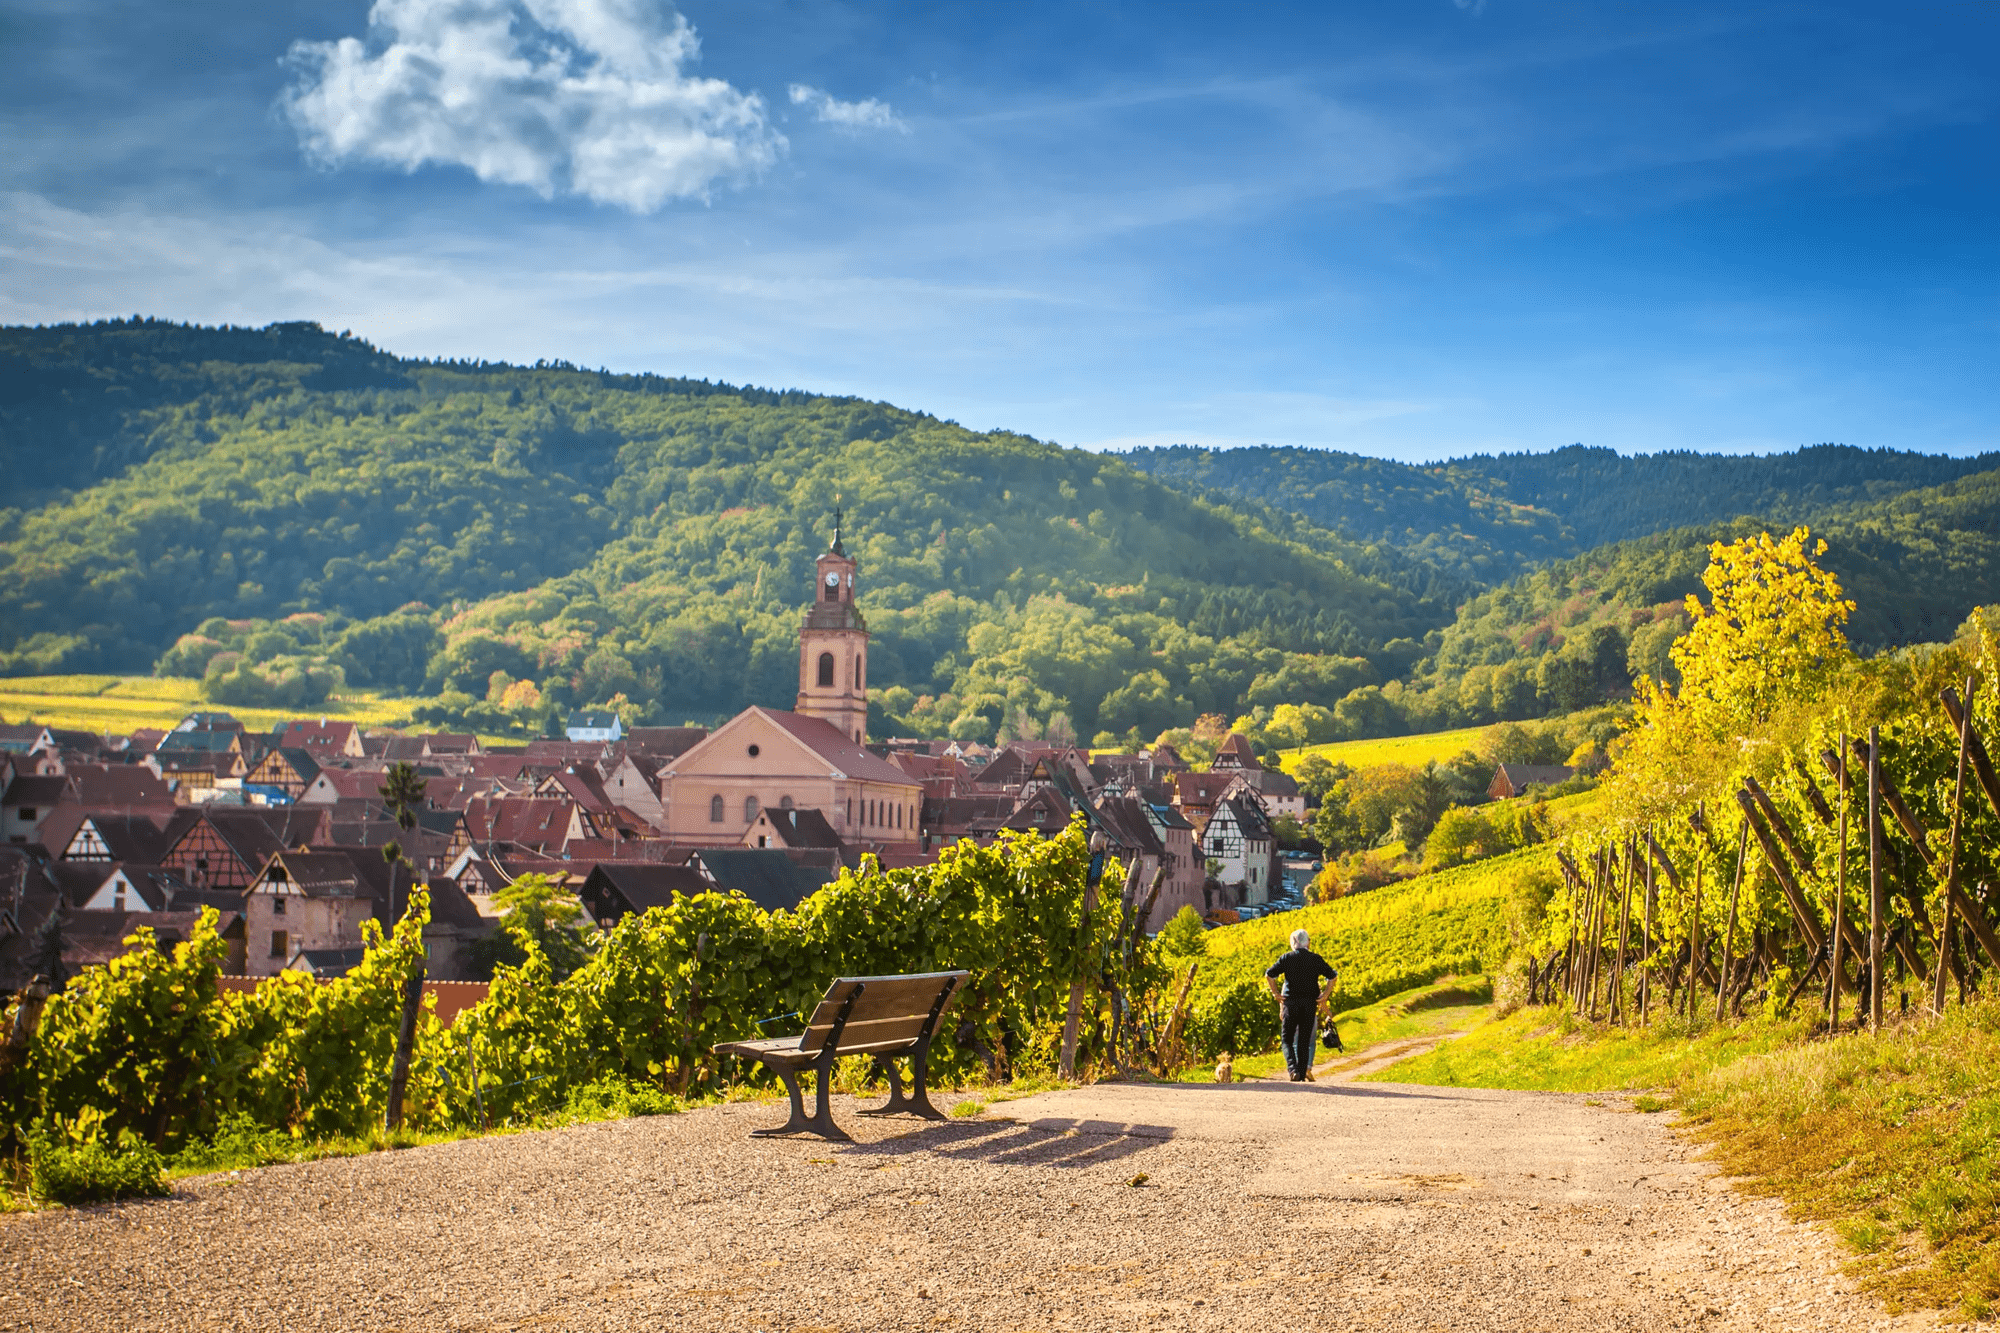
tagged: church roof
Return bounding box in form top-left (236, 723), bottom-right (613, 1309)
top-left (757, 710), bottom-right (922, 788)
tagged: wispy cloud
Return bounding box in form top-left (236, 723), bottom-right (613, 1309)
top-left (789, 84), bottom-right (908, 133)
top-left (280, 0), bottom-right (784, 212)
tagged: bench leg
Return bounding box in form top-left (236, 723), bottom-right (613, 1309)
top-left (858, 1045), bottom-right (948, 1121)
top-left (749, 1056), bottom-right (850, 1142)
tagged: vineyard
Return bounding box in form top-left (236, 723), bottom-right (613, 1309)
top-left (1462, 529), bottom-right (2000, 1318)
top-left (0, 825), bottom-right (1157, 1202)
top-left (1172, 848), bottom-right (1536, 1057)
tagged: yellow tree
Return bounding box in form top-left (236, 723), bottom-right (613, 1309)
top-left (1663, 526), bottom-right (1855, 739)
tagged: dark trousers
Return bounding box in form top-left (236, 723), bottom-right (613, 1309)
top-left (1281, 997), bottom-right (1315, 1078)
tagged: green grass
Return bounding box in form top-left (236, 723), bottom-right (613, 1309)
top-left (1278, 724), bottom-right (1490, 774)
top-left (1373, 997), bottom-right (2000, 1321)
top-left (1369, 1003), bottom-right (1809, 1092)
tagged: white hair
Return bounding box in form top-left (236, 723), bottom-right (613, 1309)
top-left (1290, 928), bottom-right (1309, 950)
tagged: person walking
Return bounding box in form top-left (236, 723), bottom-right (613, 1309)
top-left (1265, 928), bottom-right (1338, 1082)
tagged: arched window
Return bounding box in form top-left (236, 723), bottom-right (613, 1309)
top-left (780, 795), bottom-right (794, 811)
top-left (744, 795), bottom-right (760, 822)
top-left (817, 652), bottom-right (835, 688)
top-left (708, 794), bottom-right (724, 823)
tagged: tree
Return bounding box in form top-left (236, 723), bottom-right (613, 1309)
top-left (1292, 753), bottom-right (1347, 808)
top-left (1155, 905), bottom-right (1208, 959)
top-left (1310, 783), bottom-right (1365, 855)
top-left (378, 761), bottom-right (428, 924)
top-left (492, 873), bottom-right (595, 980)
top-left (1665, 526), bottom-right (1854, 736)
top-left (1424, 806), bottom-right (1499, 870)
top-left (30, 900), bottom-right (69, 991)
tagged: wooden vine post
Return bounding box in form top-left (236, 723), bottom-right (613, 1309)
top-left (1059, 836), bottom-right (1114, 1081)
top-left (1639, 835), bottom-right (1656, 1025)
top-left (1867, 726), bottom-right (1883, 1030)
top-left (1829, 730), bottom-right (1848, 1034)
top-left (1933, 675), bottom-right (1977, 1017)
top-left (1716, 818), bottom-right (1748, 1021)
top-left (1612, 839), bottom-right (1635, 1023)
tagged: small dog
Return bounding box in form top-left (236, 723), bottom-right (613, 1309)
top-left (1215, 1052), bottom-right (1234, 1084)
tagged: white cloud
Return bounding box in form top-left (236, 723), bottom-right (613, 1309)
top-left (788, 84), bottom-right (908, 133)
top-left (281, 0), bottom-right (784, 212)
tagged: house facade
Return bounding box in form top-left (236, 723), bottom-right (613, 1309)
top-left (1201, 794), bottom-right (1278, 906)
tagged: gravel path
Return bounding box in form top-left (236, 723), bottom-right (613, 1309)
top-left (0, 1052), bottom-right (1949, 1333)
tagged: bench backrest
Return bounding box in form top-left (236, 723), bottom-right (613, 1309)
top-left (800, 970), bottom-right (969, 1056)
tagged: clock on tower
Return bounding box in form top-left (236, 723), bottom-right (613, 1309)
top-left (796, 512), bottom-right (869, 743)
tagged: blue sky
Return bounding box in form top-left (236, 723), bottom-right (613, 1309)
top-left (2, 0), bottom-right (1994, 459)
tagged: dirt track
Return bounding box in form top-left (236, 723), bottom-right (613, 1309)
top-left (0, 1048), bottom-right (1946, 1332)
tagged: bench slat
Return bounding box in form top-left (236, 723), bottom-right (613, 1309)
top-left (803, 1013), bottom-right (935, 1052)
top-left (805, 984), bottom-right (961, 1031)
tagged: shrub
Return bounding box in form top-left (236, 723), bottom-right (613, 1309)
top-left (562, 1078), bottom-right (682, 1121)
top-left (28, 1113), bottom-right (168, 1204)
top-left (172, 1113), bottom-right (300, 1173)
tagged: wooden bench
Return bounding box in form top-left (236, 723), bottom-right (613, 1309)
top-left (713, 970), bottom-right (969, 1141)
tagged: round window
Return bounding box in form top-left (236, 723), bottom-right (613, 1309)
top-left (747, 744), bottom-right (760, 757)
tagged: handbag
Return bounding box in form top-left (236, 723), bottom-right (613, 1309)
top-left (1320, 1021), bottom-right (1344, 1052)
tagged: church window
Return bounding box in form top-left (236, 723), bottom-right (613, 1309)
top-left (780, 795), bottom-right (794, 810)
top-left (747, 744), bottom-right (760, 758)
top-left (817, 652), bottom-right (835, 688)
top-left (744, 795), bottom-right (760, 822)
top-left (709, 794), bottom-right (725, 823)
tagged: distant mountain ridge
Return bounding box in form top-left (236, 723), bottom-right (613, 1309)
top-left (1120, 443), bottom-right (2000, 585)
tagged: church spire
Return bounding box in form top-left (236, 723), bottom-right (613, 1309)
top-left (828, 505), bottom-right (846, 557)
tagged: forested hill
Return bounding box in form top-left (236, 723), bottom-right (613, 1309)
top-left (0, 319), bottom-right (1458, 741)
top-left (1122, 443), bottom-right (2000, 584)
top-left (1383, 468), bottom-right (2000, 735)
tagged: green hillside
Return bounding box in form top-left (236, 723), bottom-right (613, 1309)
top-left (7, 318), bottom-right (1999, 745)
top-left (1122, 443), bottom-right (2000, 584)
top-left (0, 319), bottom-right (1455, 738)
top-left (1389, 471), bottom-right (2000, 731)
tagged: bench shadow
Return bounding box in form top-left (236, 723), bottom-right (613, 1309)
top-left (842, 1115), bottom-right (1175, 1169)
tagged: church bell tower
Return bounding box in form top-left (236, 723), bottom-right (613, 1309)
top-left (796, 511), bottom-right (870, 743)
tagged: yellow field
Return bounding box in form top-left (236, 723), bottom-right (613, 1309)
top-left (0, 675), bottom-right (424, 737)
top-left (1277, 723), bottom-right (1490, 774)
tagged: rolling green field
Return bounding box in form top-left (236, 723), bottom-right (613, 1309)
top-left (1277, 724), bottom-right (1490, 774)
top-left (0, 674), bottom-right (426, 737)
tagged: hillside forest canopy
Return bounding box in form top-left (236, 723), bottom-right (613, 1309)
top-left (5, 318), bottom-right (2000, 745)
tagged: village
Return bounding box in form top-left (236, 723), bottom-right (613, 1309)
top-left (0, 527), bottom-right (1326, 990)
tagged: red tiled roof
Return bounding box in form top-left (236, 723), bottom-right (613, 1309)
top-left (758, 710), bottom-right (922, 788)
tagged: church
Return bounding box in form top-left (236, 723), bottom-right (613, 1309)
top-left (655, 521), bottom-right (924, 847)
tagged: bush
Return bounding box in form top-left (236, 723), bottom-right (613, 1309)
top-left (172, 1112), bottom-right (300, 1173)
top-left (28, 1115), bottom-right (167, 1204)
top-left (562, 1078), bottom-right (682, 1121)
